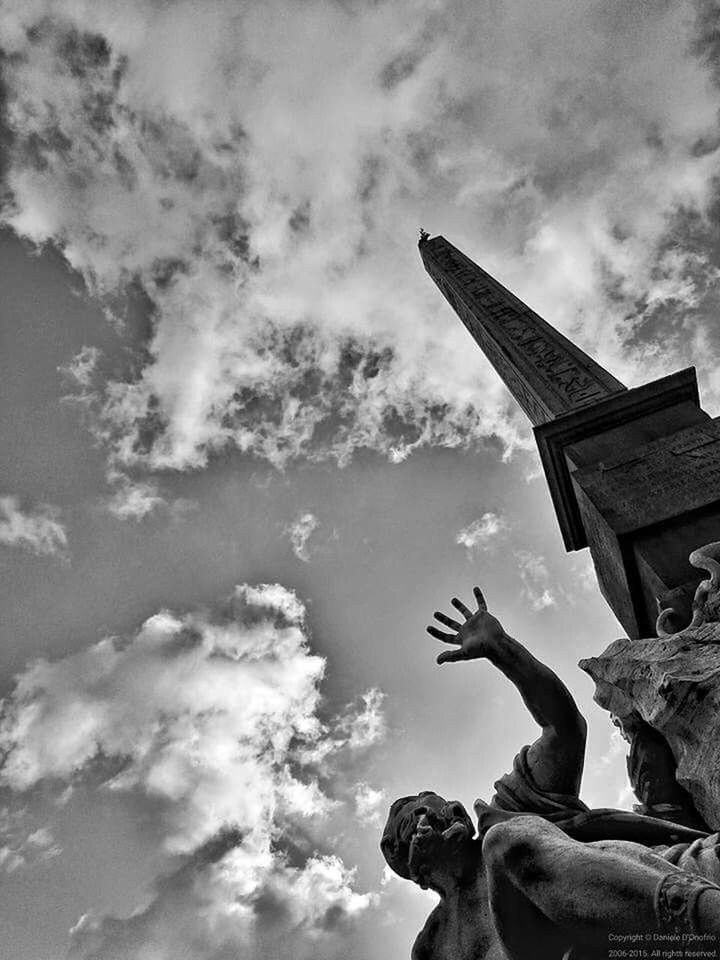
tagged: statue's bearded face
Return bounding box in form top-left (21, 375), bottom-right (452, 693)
top-left (380, 791), bottom-right (474, 886)
top-left (610, 710), bottom-right (642, 743)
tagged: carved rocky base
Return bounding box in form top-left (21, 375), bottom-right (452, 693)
top-left (580, 541), bottom-right (720, 828)
top-left (580, 622), bottom-right (720, 829)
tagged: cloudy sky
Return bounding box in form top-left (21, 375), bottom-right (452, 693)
top-left (2, 1), bottom-right (720, 957)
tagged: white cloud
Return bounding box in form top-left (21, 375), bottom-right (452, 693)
top-left (339, 689), bottom-right (387, 751)
top-left (0, 582), bottom-right (383, 958)
top-left (570, 555), bottom-right (598, 595)
top-left (286, 512), bottom-right (320, 562)
top-left (0, 809), bottom-right (61, 874)
top-left (616, 781), bottom-right (637, 811)
top-left (3, 2), bottom-right (719, 478)
top-left (60, 345), bottom-right (101, 391)
top-left (514, 549), bottom-right (556, 611)
top-left (531, 589), bottom-right (555, 612)
top-left (355, 783), bottom-right (387, 826)
top-left (594, 728), bottom-right (628, 770)
top-left (104, 476), bottom-right (166, 520)
top-left (0, 496), bottom-right (68, 558)
top-left (69, 835), bottom-right (376, 960)
top-left (582, 727), bottom-right (636, 812)
top-left (0, 846), bottom-right (25, 874)
top-left (455, 512), bottom-right (509, 557)
top-left (240, 582), bottom-right (307, 625)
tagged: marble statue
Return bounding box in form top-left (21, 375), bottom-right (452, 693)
top-left (611, 710), bottom-right (707, 830)
top-left (382, 587), bottom-right (720, 960)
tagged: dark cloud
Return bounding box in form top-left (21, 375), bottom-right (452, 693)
top-left (692, 0), bottom-right (720, 86)
top-left (58, 30), bottom-right (111, 78)
top-left (70, 315), bottom-right (490, 472)
top-left (150, 256), bottom-right (189, 289)
top-left (289, 200), bottom-right (312, 235)
top-left (379, 49), bottom-right (421, 90)
top-left (606, 200), bottom-right (720, 371)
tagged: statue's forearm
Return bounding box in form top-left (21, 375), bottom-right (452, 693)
top-left (485, 634), bottom-right (585, 734)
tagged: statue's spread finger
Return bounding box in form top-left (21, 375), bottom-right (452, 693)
top-left (426, 625), bottom-right (461, 644)
top-left (473, 587), bottom-right (487, 611)
top-left (434, 611), bottom-right (462, 630)
top-left (437, 649), bottom-right (465, 664)
top-left (450, 597), bottom-right (472, 619)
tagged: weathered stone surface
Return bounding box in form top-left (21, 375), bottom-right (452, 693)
top-left (535, 371), bottom-right (704, 553)
top-left (580, 622), bottom-right (720, 829)
top-left (574, 420), bottom-right (720, 536)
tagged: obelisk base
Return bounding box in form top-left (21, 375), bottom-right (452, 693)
top-left (535, 367), bottom-right (720, 638)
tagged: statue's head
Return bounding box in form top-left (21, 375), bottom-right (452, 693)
top-left (380, 791), bottom-right (475, 888)
top-left (610, 709), bottom-right (644, 743)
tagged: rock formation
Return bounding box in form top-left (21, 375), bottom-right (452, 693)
top-left (580, 541), bottom-right (720, 829)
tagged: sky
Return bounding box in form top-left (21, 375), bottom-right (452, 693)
top-left (1, 1), bottom-right (720, 958)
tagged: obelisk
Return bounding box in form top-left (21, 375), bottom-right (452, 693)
top-left (420, 232), bottom-right (720, 639)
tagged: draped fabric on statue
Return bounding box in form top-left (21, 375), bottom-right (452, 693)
top-left (479, 744), bottom-right (711, 851)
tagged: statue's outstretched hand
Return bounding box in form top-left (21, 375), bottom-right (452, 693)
top-left (427, 587), bottom-right (506, 664)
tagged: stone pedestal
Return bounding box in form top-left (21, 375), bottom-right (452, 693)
top-left (537, 369), bottom-right (716, 637)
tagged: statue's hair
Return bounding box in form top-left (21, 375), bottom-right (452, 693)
top-left (380, 791), bottom-right (438, 880)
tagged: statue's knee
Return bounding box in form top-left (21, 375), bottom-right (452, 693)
top-left (482, 818), bottom-right (557, 884)
top-left (482, 819), bottom-right (535, 864)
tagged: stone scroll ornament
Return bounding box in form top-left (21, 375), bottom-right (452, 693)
top-left (656, 541), bottom-right (720, 637)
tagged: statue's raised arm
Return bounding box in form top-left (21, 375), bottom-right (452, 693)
top-left (428, 587), bottom-right (586, 798)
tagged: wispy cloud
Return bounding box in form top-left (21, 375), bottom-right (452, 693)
top-left (60, 345), bottom-right (101, 391)
top-left (338, 689), bottom-right (387, 751)
top-left (582, 727), bottom-right (636, 811)
top-left (354, 783), bottom-right (387, 826)
top-left (0, 583), bottom-right (384, 958)
top-left (104, 476), bottom-right (166, 521)
top-left (0, 496), bottom-right (68, 558)
top-left (514, 549), bottom-right (556, 611)
top-left (0, 810), bottom-right (61, 875)
top-left (286, 511), bottom-right (320, 562)
top-left (567, 554), bottom-right (598, 600)
top-left (3, 2), bottom-right (719, 481)
top-left (455, 512), bottom-right (509, 557)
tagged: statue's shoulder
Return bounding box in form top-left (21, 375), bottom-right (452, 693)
top-left (411, 903), bottom-right (444, 960)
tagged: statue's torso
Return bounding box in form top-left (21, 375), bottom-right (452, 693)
top-left (413, 882), bottom-right (507, 960)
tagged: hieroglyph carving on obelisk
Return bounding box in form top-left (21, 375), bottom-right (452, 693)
top-left (419, 234), bottom-right (625, 426)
